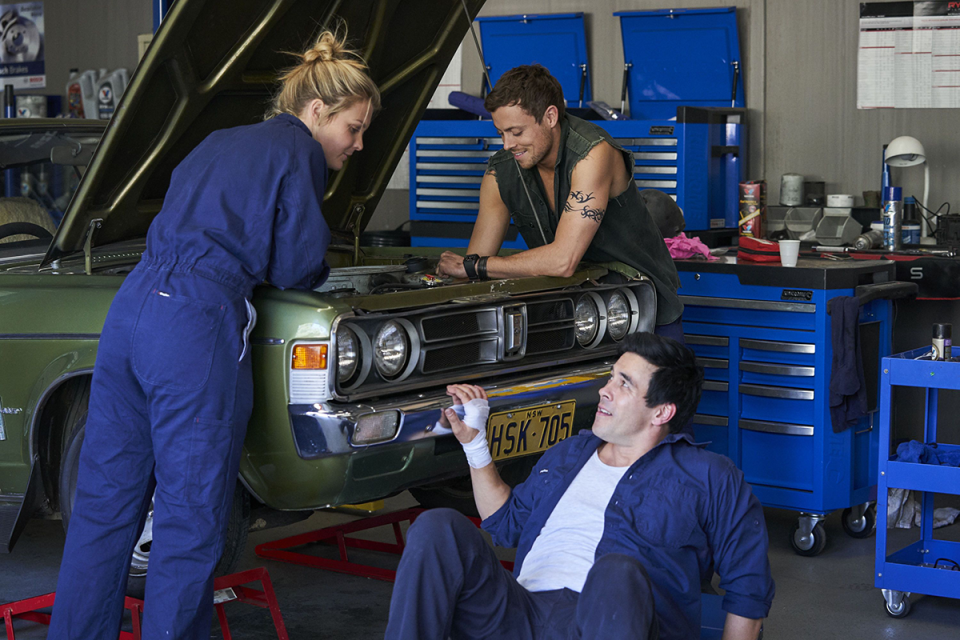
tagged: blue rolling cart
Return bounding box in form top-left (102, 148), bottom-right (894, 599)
top-left (677, 258), bottom-right (916, 555)
top-left (875, 348), bottom-right (960, 618)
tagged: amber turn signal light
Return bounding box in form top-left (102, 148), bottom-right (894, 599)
top-left (292, 344), bottom-right (328, 370)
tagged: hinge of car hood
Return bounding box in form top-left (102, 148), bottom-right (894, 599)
top-left (83, 218), bottom-right (103, 275)
top-left (350, 203), bottom-right (365, 266)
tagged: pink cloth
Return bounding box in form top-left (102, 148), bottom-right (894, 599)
top-left (664, 232), bottom-right (716, 260)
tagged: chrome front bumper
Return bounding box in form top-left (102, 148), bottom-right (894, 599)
top-left (287, 362), bottom-right (615, 459)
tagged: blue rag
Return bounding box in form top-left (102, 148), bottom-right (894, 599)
top-left (896, 440), bottom-right (960, 466)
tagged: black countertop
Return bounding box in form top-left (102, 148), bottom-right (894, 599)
top-left (674, 256), bottom-right (895, 290)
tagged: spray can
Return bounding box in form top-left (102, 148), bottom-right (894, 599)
top-left (932, 323), bottom-right (952, 361)
top-left (854, 229), bottom-right (883, 250)
top-left (882, 186), bottom-right (902, 252)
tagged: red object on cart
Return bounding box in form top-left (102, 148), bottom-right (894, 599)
top-left (255, 506), bottom-right (513, 582)
top-left (1, 567), bottom-right (287, 640)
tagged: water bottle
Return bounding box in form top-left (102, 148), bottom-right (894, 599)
top-left (882, 186), bottom-right (902, 252)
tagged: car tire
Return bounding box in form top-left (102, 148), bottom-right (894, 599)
top-left (59, 411), bottom-right (250, 598)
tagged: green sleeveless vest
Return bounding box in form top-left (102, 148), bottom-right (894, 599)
top-left (488, 114), bottom-right (683, 325)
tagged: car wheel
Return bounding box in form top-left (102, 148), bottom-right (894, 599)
top-left (60, 411), bottom-right (250, 598)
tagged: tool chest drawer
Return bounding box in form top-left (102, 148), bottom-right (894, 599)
top-left (740, 338), bottom-right (815, 366)
top-left (740, 423), bottom-right (814, 491)
top-left (697, 381), bottom-right (729, 416)
top-left (740, 383), bottom-right (815, 424)
top-left (693, 414), bottom-right (729, 458)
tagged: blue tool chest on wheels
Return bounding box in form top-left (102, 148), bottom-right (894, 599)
top-left (676, 258), bottom-right (916, 556)
top-left (875, 349), bottom-right (960, 618)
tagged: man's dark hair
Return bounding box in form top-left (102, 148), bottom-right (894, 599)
top-left (617, 332), bottom-right (704, 434)
top-left (483, 64), bottom-right (566, 123)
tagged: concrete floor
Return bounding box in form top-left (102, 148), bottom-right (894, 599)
top-left (3, 493), bottom-right (960, 639)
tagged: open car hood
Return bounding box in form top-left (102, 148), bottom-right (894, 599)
top-left (43, 0), bottom-right (484, 267)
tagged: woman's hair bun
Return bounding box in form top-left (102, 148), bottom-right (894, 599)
top-left (304, 30), bottom-right (344, 64)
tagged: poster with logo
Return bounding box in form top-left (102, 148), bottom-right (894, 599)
top-left (0, 2), bottom-right (44, 89)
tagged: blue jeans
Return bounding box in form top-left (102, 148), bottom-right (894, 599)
top-left (386, 509), bottom-right (659, 640)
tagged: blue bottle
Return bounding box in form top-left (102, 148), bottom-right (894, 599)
top-left (882, 187), bottom-right (902, 252)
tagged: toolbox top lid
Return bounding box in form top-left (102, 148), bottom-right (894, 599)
top-left (614, 7), bottom-right (744, 120)
top-left (476, 12), bottom-right (592, 108)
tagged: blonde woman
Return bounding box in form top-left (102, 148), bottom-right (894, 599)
top-left (50, 29), bottom-right (380, 639)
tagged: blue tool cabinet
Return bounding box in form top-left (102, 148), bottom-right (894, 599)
top-left (409, 112), bottom-right (744, 247)
top-left (676, 259), bottom-right (915, 556)
top-left (875, 348), bottom-right (960, 618)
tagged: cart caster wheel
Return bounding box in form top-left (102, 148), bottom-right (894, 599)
top-left (790, 521), bottom-right (827, 556)
top-left (884, 594), bottom-right (911, 618)
top-left (842, 505), bottom-right (876, 538)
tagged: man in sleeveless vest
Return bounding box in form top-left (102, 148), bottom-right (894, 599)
top-left (437, 64), bottom-right (683, 339)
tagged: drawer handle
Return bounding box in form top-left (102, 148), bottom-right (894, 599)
top-left (740, 419), bottom-right (814, 436)
top-left (740, 362), bottom-right (815, 377)
top-left (694, 414), bottom-right (728, 427)
top-left (740, 384), bottom-right (814, 400)
top-left (740, 338), bottom-right (815, 354)
top-left (697, 357), bottom-right (728, 369)
top-left (703, 381), bottom-right (729, 392)
top-left (678, 296), bottom-right (815, 314)
top-left (685, 334), bottom-right (729, 347)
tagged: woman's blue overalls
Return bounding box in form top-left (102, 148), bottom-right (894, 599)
top-left (50, 113), bottom-right (331, 639)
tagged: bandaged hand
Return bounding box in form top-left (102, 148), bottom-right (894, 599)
top-left (444, 384), bottom-right (492, 469)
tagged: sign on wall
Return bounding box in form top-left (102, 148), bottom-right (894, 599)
top-left (859, 1), bottom-right (960, 109)
top-left (0, 2), bottom-right (44, 89)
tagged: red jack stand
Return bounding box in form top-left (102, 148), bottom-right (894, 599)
top-left (255, 506), bottom-right (513, 582)
top-left (1, 593), bottom-right (144, 640)
top-left (1, 567), bottom-right (287, 640)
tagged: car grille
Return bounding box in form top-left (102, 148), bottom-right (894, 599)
top-left (334, 279), bottom-right (656, 400)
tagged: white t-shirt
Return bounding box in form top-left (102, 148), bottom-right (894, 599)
top-left (517, 450), bottom-right (629, 593)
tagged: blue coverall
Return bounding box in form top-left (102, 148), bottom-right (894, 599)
top-left (50, 113), bottom-right (331, 639)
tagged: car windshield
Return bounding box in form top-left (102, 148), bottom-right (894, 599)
top-left (0, 127), bottom-right (102, 249)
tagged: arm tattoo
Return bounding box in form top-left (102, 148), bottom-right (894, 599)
top-left (485, 166), bottom-right (498, 183)
top-left (563, 190), bottom-right (606, 223)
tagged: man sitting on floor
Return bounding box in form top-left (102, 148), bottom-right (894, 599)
top-left (385, 332), bottom-right (775, 640)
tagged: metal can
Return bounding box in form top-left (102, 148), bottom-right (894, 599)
top-left (854, 229), bottom-right (883, 251)
top-left (882, 186), bottom-right (902, 252)
top-left (933, 323), bottom-right (952, 361)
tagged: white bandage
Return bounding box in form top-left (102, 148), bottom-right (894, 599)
top-left (460, 398), bottom-right (492, 469)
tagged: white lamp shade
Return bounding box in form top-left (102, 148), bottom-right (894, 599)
top-left (885, 136), bottom-right (926, 167)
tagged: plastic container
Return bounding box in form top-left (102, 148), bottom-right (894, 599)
top-left (96, 68), bottom-right (129, 120)
top-left (902, 222), bottom-right (920, 245)
top-left (66, 69), bottom-right (99, 119)
top-left (903, 196), bottom-right (918, 222)
top-left (882, 186), bottom-right (902, 252)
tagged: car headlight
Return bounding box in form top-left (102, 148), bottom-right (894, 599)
top-left (337, 326), bottom-right (359, 381)
top-left (374, 320), bottom-right (409, 378)
top-left (606, 291), bottom-right (631, 341)
top-left (575, 295), bottom-right (600, 346)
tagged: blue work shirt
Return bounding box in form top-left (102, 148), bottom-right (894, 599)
top-left (141, 113), bottom-right (331, 298)
top-left (482, 430), bottom-right (775, 640)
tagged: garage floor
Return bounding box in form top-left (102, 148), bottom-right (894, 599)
top-left (2, 493), bottom-right (960, 639)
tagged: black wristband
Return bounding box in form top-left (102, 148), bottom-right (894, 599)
top-left (477, 256), bottom-right (489, 281)
top-left (462, 254), bottom-right (480, 280)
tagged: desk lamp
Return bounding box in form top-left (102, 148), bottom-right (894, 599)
top-left (884, 136), bottom-right (930, 237)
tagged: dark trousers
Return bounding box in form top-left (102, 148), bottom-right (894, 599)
top-left (386, 509), bottom-right (658, 640)
top-left (49, 266), bottom-right (253, 640)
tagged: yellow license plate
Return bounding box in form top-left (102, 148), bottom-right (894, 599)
top-left (486, 401), bottom-right (576, 461)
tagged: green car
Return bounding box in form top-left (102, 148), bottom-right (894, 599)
top-left (0, 0), bottom-right (656, 592)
